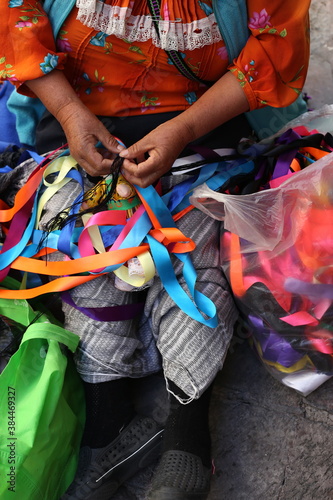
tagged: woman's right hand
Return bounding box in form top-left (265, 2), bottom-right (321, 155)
top-left (26, 70), bottom-right (123, 176)
top-left (56, 101), bottom-right (124, 177)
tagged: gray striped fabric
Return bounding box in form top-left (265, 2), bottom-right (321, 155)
top-left (6, 155), bottom-right (238, 399)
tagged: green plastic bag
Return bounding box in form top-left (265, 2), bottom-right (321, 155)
top-left (0, 279), bottom-right (85, 500)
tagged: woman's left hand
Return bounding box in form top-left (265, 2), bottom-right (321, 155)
top-left (119, 71), bottom-right (250, 188)
top-left (119, 118), bottom-right (193, 187)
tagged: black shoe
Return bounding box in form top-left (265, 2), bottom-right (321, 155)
top-left (61, 415), bottom-right (164, 500)
top-left (148, 450), bottom-right (211, 500)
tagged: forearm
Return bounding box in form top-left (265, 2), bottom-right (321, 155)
top-left (25, 70), bottom-right (85, 126)
top-left (171, 71), bottom-right (250, 144)
top-left (25, 70), bottom-right (123, 176)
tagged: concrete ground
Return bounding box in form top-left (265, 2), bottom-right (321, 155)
top-left (111, 338), bottom-right (333, 500)
top-left (208, 341), bottom-right (333, 500)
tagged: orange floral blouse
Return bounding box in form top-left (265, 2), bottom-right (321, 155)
top-left (0, 0), bottom-right (310, 117)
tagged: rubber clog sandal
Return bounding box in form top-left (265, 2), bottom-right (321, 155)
top-left (61, 415), bottom-right (164, 500)
top-left (148, 450), bottom-right (211, 500)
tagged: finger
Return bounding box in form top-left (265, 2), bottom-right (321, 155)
top-left (119, 137), bottom-right (152, 160)
top-left (73, 144), bottom-right (111, 176)
top-left (121, 157), bottom-right (159, 188)
top-left (96, 148), bottom-right (117, 161)
top-left (122, 156), bottom-right (153, 178)
top-left (122, 169), bottom-right (157, 188)
top-left (97, 128), bottom-right (126, 153)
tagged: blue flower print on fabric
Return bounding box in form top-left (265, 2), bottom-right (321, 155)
top-left (90, 32), bottom-right (109, 47)
top-left (185, 91), bottom-right (197, 105)
top-left (40, 53), bottom-right (59, 74)
top-left (9, 0), bottom-right (23, 7)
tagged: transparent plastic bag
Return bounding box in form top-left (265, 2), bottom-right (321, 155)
top-left (191, 152), bottom-right (332, 254)
top-left (273, 104), bottom-right (333, 137)
top-left (191, 126), bottom-right (333, 396)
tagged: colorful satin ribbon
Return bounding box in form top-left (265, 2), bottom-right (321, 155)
top-left (0, 149), bottom-right (256, 327)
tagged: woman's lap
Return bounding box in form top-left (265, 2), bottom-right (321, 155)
top-left (34, 111), bottom-right (247, 396)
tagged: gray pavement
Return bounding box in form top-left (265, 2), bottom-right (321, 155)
top-left (209, 341), bottom-right (333, 500)
top-left (304, 0), bottom-right (333, 111)
top-left (111, 337), bottom-right (333, 500)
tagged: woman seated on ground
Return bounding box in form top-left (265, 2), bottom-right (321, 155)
top-left (0, 1), bottom-right (310, 499)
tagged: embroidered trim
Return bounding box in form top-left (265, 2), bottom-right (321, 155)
top-left (75, 0), bottom-right (222, 51)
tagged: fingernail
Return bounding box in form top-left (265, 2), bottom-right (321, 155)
top-left (119, 149), bottom-right (128, 157)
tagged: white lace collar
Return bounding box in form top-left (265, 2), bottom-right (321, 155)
top-left (75, 0), bottom-right (221, 51)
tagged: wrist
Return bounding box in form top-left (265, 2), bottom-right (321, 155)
top-left (55, 98), bottom-right (87, 128)
top-left (170, 115), bottom-right (197, 146)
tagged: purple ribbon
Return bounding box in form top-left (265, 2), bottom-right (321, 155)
top-left (285, 278), bottom-right (333, 301)
top-left (271, 129), bottom-right (301, 180)
top-left (61, 291), bottom-right (144, 322)
top-left (249, 315), bottom-right (304, 368)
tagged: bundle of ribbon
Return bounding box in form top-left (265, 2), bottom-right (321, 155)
top-left (0, 143), bottom-right (261, 329)
top-left (191, 124), bottom-right (333, 395)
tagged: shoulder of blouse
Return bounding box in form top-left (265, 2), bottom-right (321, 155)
top-left (212, 0), bottom-right (249, 62)
top-left (42, 0), bottom-right (76, 37)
